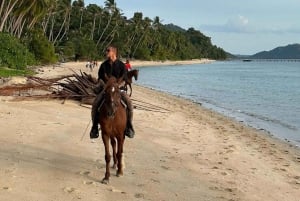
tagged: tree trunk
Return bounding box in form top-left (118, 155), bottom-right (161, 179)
top-left (0, 0), bottom-right (19, 32)
top-left (79, 8), bottom-right (83, 32)
top-left (97, 15), bottom-right (102, 35)
top-left (90, 14), bottom-right (96, 40)
top-left (0, 0), bottom-right (6, 20)
top-left (132, 29), bottom-right (147, 57)
top-left (53, 9), bottom-right (69, 44)
top-left (96, 14), bottom-right (112, 46)
top-left (58, 11), bottom-right (71, 43)
top-left (100, 23), bottom-right (118, 50)
top-left (48, 15), bottom-right (55, 41)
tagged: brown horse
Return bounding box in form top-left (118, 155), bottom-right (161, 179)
top-left (98, 77), bottom-right (127, 184)
top-left (125, 69), bottom-right (139, 96)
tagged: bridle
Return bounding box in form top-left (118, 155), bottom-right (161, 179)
top-left (103, 85), bottom-right (121, 118)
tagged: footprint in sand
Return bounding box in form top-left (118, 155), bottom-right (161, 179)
top-left (63, 187), bottom-right (76, 193)
top-left (135, 193), bottom-right (145, 199)
top-left (83, 181), bottom-right (95, 185)
top-left (2, 187), bottom-right (12, 191)
top-left (161, 165), bottom-right (170, 170)
top-left (79, 171), bottom-right (90, 175)
top-left (151, 179), bottom-right (160, 183)
top-left (221, 172), bottom-right (228, 176)
top-left (108, 187), bottom-right (126, 194)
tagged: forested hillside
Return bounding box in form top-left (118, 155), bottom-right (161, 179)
top-left (0, 0), bottom-right (226, 71)
top-left (250, 44), bottom-right (300, 59)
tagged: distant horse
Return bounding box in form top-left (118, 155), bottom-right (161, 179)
top-left (98, 76), bottom-right (127, 184)
top-left (125, 69), bottom-right (139, 96)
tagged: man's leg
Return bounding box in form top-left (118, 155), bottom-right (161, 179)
top-left (90, 92), bottom-right (103, 138)
top-left (121, 93), bottom-right (135, 138)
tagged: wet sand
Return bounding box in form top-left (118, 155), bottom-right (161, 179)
top-left (0, 62), bottom-right (300, 201)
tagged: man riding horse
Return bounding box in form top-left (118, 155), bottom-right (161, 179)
top-left (90, 45), bottom-right (135, 139)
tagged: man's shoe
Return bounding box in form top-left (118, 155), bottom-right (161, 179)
top-left (90, 127), bottom-right (99, 139)
top-left (125, 128), bottom-right (135, 138)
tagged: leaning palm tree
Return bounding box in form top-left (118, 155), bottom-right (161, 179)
top-left (0, 0), bottom-right (20, 32)
top-left (96, 0), bottom-right (117, 47)
top-left (132, 17), bottom-right (152, 58)
top-left (1, 0), bottom-right (48, 37)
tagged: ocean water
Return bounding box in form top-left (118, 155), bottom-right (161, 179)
top-left (136, 61), bottom-right (300, 146)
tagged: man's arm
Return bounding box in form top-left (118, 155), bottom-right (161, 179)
top-left (98, 63), bottom-right (105, 82)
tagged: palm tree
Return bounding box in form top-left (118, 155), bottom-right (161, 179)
top-left (53, 0), bottom-right (72, 44)
top-left (132, 16), bottom-right (152, 58)
top-left (0, 0), bottom-right (19, 32)
top-left (1, 0), bottom-right (48, 37)
top-left (96, 0), bottom-right (118, 47)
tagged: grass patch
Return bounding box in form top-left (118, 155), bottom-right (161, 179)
top-left (0, 68), bottom-right (35, 77)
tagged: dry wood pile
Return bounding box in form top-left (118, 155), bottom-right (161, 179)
top-left (0, 71), bottom-right (170, 112)
top-left (0, 71), bottom-right (98, 104)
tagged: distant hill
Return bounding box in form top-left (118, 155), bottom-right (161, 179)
top-left (250, 44), bottom-right (300, 59)
top-left (164, 23), bottom-right (186, 32)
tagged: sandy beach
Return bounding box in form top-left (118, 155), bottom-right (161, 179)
top-left (1, 62), bottom-right (300, 201)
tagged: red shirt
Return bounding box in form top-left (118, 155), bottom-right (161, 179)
top-left (125, 63), bottom-right (132, 70)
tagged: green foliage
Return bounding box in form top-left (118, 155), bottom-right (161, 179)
top-left (51, 1), bottom-right (227, 60)
top-left (24, 30), bottom-right (58, 64)
top-left (0, 68), bottom-right (35, 77)
top-left (1, 0), bottom-right (228, 65)
top-left (71, 35), bottom-right (98, 60)
top-left (0, 33), bottom-right (36, 69)
top-left (60, 41), bottom-right (75, 60)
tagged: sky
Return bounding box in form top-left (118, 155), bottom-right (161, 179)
top-left (85, 0), bottom-right (300, 55)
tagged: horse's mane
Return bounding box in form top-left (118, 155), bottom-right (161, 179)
top-left (105, 77), bottom-right (118, 89)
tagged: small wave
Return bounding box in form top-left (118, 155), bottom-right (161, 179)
top-left (240, 111), bottom-right (298, 131)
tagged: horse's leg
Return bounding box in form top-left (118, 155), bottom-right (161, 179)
top-left (110, 137), bottom-right (117, 169)
top-left (129, 83), bottom-right (132, 97)
top-left (102, 134), bottom-right (111, 184)
top-left (116, 136), bottom-right (124, 177)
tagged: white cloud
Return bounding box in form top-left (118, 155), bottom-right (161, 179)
top-left (200, 15), bottom-right (254, 33)
top-left (200, 15), bottom-right (300, 35)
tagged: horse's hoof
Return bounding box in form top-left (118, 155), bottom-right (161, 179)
top-left (112, 164), bottom-right (117, 169)
top-left (101, 178), bottom-right (109, 184)
top-left (116, 171), bottom-right (123, 177)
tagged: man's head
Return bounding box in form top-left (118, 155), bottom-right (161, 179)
top-left (105, 45), bottom-right (118, 61)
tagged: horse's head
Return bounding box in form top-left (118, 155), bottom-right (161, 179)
top-left (103, 76), bottom-right (122, 118)
top-left (133, 69), bottom-right (139, 81)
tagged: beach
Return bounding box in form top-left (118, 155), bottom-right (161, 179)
top-left (0, 62), bottom-right (300, 201)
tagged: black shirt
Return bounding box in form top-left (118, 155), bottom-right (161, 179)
top-left (98, 59), bottom-right (127, 83)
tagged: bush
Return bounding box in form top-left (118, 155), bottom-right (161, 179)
top-left (24, 30), bottom-right (57, 64)
top-left (0, 32), bottom-right (36, 69)
top-left (72, 36), bottom-right (97, 60)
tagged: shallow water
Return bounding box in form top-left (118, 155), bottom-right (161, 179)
top-left (136, 61), bottom-right (300, 145)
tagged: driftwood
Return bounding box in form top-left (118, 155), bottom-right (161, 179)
top-left (0, 71), bottom-right (98, 104)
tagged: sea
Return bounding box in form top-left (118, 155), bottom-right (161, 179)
top-left (136, 61), bottom-right (300, 146)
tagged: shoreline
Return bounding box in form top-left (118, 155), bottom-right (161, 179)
top-left (138, 83), bottom-right (300, 148)
top-left (136, 83), bottom-right (300, 150)
top-left (1, 63), bottom-right (300, 200)
top-left (129, 58), bottom-right (215, 67)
